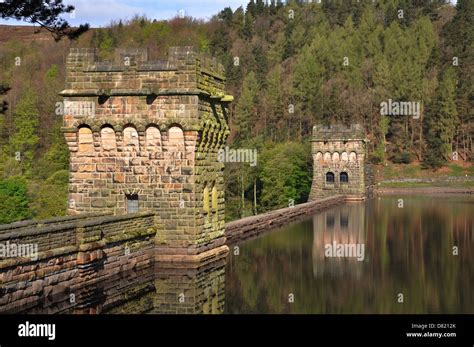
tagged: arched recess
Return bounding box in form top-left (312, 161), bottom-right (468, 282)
top-left (78, 126), bottom-right (94, 153)
top-left (323, 152), bottom-right (331, 163)
top-left (349, 151), bottom-right (357, 162)
top-left (100, 125), bottom-right (116, 151)
top-left (145, 126), bottom-right (161, 151)
top-left (203, 185), bottom-right (210, 214)
top-left (211, 184), bottom-right (218, 210)
top-left (341, 152), bottom-right (349, 162)
top-left (332, 152), bottom-right (340, 163)
top-left (123, 125), bottom-right (139, 150)
top-left (315, 152), bottom-right (323, 162)
top-left (168, 125), bottom-right (185, 152)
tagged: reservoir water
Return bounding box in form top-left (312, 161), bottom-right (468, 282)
top-left (1, 195), bottom-right (472, 314)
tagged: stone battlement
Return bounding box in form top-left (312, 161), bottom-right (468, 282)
top-left (312, 124), bottom-right (366, 141)
top-left (61, 47), bottom-right (226, 99)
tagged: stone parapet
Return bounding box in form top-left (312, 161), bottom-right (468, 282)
top-left (225, 196), bottom-right (346, 244)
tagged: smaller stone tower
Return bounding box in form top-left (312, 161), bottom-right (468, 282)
top-left (309, 124), bottom-right (367, 200)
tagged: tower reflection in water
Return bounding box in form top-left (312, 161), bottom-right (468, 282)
top-left (312, 203), bottom-right (366, 278)
top-left (0, 255), bottom-right (227, 315)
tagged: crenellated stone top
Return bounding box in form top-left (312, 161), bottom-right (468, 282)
top-left (60, 46), bottom-right (229, 100)
top-left (312, 124), bottom-right (366, 141)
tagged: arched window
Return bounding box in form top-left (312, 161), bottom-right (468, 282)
top-left (203, 186), bottom-right (210, 213)
top-left (340, 172), bottom-right (349, 183)
top-left (78, 127), bottom-right (94, 152)
top-left (101, 126), bottom-right (116, 151)
top-left (145, 126), bottom-right (161, 151)
top-left (168, 126), bottom-right (185, 152)
top-left (326, 172), bottom-right (335, 184)
top-left (211, 184), bottom-right (218, 210)
top-left (123, 126), bottom-right (139, 150)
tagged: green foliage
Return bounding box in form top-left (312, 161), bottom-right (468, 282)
top-left (7, 88), bottom-right (40, 177)
top-left (369, 143), bottom-right (385, 164)
top-left (0, 0), bottom-right (472, 223)
top-left (235, 71), bottom-right (259, 142)
top-left (259, 142), bottom-right (311, 210)
top-left (423, 68), bottom-right (458, 168)
top-left (0, 177), bottom-right (31, 224)
top-left (392, 151), bottom-right (412, 164)
top-left (28, 172), bottom-right (68, 220)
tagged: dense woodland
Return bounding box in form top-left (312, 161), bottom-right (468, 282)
top-left (0, 0), bottom-right (472, 223)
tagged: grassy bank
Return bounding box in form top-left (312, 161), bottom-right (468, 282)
top-left (375, 162), bottom-right (474, 188)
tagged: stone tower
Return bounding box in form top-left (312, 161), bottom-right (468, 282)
top-left (309, 124), bottom-right (367, 200)
top-left (60, 47), bottom-right (232, 261)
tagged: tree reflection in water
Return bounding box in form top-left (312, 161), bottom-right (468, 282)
top-left (225, 195), bottom-right (473, 314)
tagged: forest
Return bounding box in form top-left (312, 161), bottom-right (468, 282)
top-left (0, 0), bottom-right (472, 223)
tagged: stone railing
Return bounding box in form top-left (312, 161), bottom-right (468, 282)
top-left (225, 195), bottom-right (346, 244)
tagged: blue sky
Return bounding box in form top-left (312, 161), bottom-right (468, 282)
top-left (0, 0), bottom-right (457, 28)
top-left (0, 0), bottom-right (250, 27)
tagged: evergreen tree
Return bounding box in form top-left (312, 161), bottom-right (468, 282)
top-left (235, 71), bottom-right (259, 142)
top-left (8, 88), bottom-right (40, 176)
top-left (424, 68), bottom-right (458, 168)
top-left (0, 177), bottom-right (31, 224)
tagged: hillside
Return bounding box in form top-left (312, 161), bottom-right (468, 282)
top-left (0, 24), bottom-right (53, 46)
top-left (0, 0), bottom-right (472, 223)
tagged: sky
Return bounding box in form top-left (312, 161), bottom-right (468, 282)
top-left (0, 0), bottom-right (458, 28)
top-left (0, 0), bottom-right (250, 27)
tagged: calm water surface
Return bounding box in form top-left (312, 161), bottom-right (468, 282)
top-left (1, 195), bottom-right (472, 314)
top-left (224, 195), bottom-right (474, 314)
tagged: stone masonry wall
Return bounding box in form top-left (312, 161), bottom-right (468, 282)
top-left (0, 213), bottom-right (156, 313)
top-left (61, 46), bottom-right (231, 260)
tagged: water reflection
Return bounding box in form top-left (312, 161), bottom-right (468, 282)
top-left (1, 196), bottom-right (472, 314)
top-left (312, 204), bottom-right (366, 278)
top-left (0, 256), bottom-right (226, 314)
top-left (225, 195), bottom-right (474, 314)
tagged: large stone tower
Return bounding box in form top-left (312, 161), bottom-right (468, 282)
top-left (60, 47), bottom-right (232, 260)
top-left (309, 124), bottom-right (367, 201)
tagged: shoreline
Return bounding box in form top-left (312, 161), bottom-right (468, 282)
top-left (376, 186), bottom-right (473, 195)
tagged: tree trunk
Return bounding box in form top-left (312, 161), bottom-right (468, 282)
top-left (253, 178), bottom-right (257, 215)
